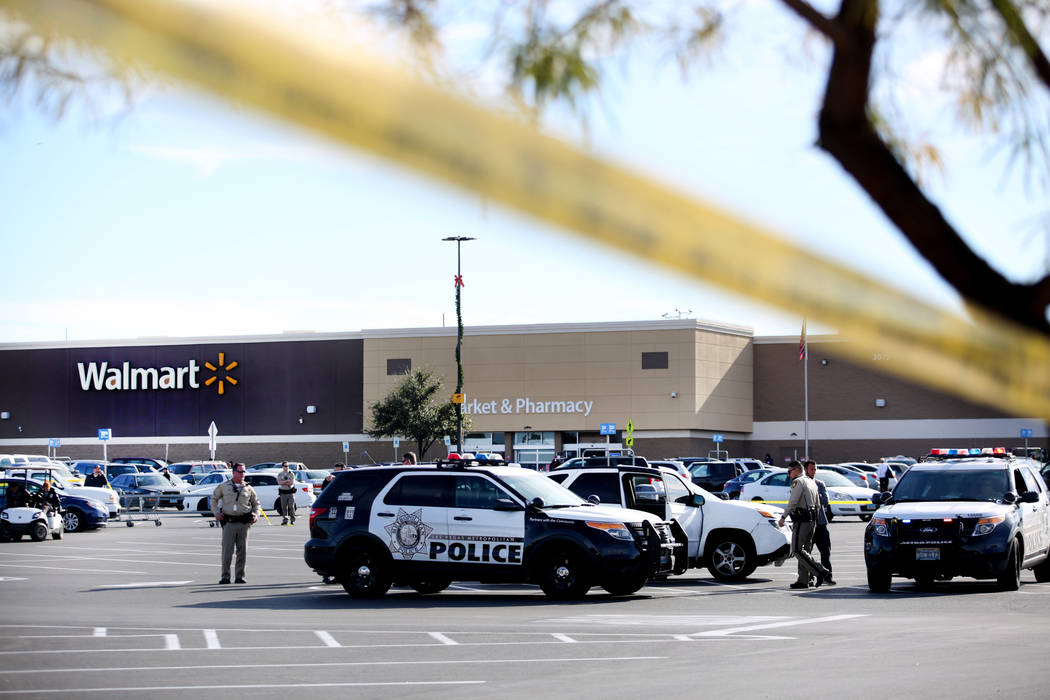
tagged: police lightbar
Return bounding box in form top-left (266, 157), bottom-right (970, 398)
top-left (928, 447), bottom-right (1010, 457)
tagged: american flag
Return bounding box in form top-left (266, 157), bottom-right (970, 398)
top-left (799, 319), bottom-right (807, 361)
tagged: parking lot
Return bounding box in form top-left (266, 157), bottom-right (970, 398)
top-left (1, 513), bottom-right (1047, 698)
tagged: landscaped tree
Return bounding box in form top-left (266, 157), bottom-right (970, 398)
top-left (366, 367), bottom-right (469, 460)
top-left (2, 1), bottom-right (1048, 332)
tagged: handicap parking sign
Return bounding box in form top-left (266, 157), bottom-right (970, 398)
top-left (599, 423), bottom-right (617, 435)
top-left (48, 438), bottom-right (61, 449)
top-left (98, 428), bottom-right (112, 441)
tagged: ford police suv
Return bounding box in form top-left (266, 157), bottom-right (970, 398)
top-left (305, 460), bottom-right (685, 599)
top-left (865, 450), bottom-right (1050, 592)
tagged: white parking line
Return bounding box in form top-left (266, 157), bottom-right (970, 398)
top-left (0, 563), bottom-right (146, 574)
top-left (0, 681), bottom-right (487, 694)
top-left (97, 581), bottom-right (193, 589)
top-left (0, 656), bottom-right (666, 675)
top-left (692, 614), bottom-right (868, 637)
top-left (204, 630), bottom-right (221, 649)
top-left (551, 634), bottom-right (576, 643)
top-left (314, 631), bottom-right (340, 647)
top-left (93, 628), bottom-right (106, 638)
top-left (428, 632), bottom-right (458, 645)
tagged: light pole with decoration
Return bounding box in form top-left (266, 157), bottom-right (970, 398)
top-left (442, 236), bottom-right (474, 453)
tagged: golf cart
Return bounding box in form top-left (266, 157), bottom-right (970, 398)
top-left (0, 468), bottom-right (65, 542)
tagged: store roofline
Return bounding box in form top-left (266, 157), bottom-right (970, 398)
top-left (0, 318), bottom-right (754, 351)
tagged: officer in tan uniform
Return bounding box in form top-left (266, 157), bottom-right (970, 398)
top-left (777, 460), bottom-right (833, 589)
top-left (276, 462), bottom-right (297, 526)
top-left (211, 463), bottom-right (261, 584)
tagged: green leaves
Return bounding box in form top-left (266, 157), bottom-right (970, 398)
top-left (366, 367), bottom-right (470, 458)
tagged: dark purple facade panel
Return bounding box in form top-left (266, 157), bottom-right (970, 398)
top-left (0, 338), bottom-right (363, 439)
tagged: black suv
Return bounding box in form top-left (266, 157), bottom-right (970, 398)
top-left (687, 461), bottom-right (743, 493)
top-left (865, 457), bottom-right (1050, 592)
top-left (305, 461), bottom-right (684, 600)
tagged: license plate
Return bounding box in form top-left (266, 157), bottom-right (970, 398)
top-left (916, 548), bottom-right (940, 561)
top-left (862, 504), bottom-right (875, 511)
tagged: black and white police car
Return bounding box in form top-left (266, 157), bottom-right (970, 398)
top-left (304, 458), bottom-right (685, 599)
top-left (548, 462), bottom-right (791, 581)
top-left (865, 448), bottom-right (1050, 592)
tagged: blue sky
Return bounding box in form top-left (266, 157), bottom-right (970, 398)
top-left (1, 1), bottom-right (1045, 344)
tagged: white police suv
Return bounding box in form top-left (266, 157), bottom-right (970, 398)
top-left (549, 462), bottom-right (790, 581)
top-left (304, 459), bottom-right (685, 599)
top-left (865, 449), bottom-right (1050, 592)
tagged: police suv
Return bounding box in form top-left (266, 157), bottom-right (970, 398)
top-left (304, 459), bottom-right (685, 599)
top-left (549, 462), bottom-right (791, 581)
top-left (865, 449), bottom-right (1050, 592)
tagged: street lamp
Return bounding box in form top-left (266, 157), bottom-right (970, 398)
top-left (442, 235), bottom-right (475, 452)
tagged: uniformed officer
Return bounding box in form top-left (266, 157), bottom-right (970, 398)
top-left (777, 460), bottom-right (833, 589)
top-left (804, 459), bottom-right (835, 585)
top-left (211, 463), bottom-right (261, 584)
top-left (276, 462), bottom-right (297, 526)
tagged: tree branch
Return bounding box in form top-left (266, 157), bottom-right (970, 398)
top-left (777, 0), bottom-right (851, 48)
top-left (990, 0), bottom-right (1050, 91)
top-left (816, 0), bottom-right (1050, 334)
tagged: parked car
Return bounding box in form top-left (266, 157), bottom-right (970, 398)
top-left (719, 468), bottom-right (780, 500)
top-left (816, 464), bottom-right (870, 489)
top-left (3, 468), bottom-right (120, 517)
top-left (109, 472), bottom-right (191, 509)
top-left (247, 461), bottom-right (309, 472)
top-left (739, 468), bottom-right (878, 520)
top-left (839, 462), bottom-right (884, 490)
top-left (549, 464), bottom-right (790, 581)
top-left (168, 461), bottom-right (228, 483)
top-left (646, 460), bottom-right (691, 479)
top-left (183, 472), bottom-right (315, 515)
top-left (58, 492), bottom-right (109, 532)
top-left (687, 461), bottom-right (743, 493)
top-left (110, 457), bottom-right (169, 471)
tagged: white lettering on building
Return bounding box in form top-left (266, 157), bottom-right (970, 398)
top-left (77, 360), bottom-right (201, 391)
top-left (463, 397), bottom-right (593, 417)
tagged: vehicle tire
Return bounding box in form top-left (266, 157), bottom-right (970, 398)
top-left (751, 497), bottom-right (763, 501)
top-left (30, 521), bottom-right (49, 542)
top-left (63, 509), bottom-right (84, 533)
top-left (534, 546), bottom-right (592, 600)
top-left (601, 573), bottom-right (648, 596)
top-left (340, 547), bottom-right (392, 598)
top-left (176, 502), bottom-right (184, 511)
top-left (707, 535), bottom-right (756, 582)
top-left (197, 498), bottom-right (210, 513)
top-left (867, 565), bottom-right (891, 593)
top-left (859, 514), bottom-right (873, 522)
top-left (1033, 552), bottom-right (1050, 583)
top-left (409, 579), bottom-right (452, 594)
top-left (997, 540), bottom-right (1022, 591)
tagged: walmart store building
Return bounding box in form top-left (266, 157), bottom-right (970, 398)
top-left (0, 319), bottom-right (1045, 467)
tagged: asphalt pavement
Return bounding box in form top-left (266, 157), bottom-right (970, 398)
top-left (1, 510), bottom-right (1048, 698)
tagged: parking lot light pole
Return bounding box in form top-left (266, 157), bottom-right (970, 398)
top-left (442, 235), bottom-right (474, 452)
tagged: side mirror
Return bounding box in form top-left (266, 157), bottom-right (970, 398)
top-left (587, 494), bottom-right (600, 505)
top-left (692, 493), bottom-right (706, 507)
top-left (1002, 492), bottom-right (1017, 504)
top-left (1021, 491), bottom-right (1040, 504)
top-left (493, 497), bottom-right (523, 511)
top-left (871, 492), bottom-right (884, 505)
top-left (528, 497), bottom-right (545, 510)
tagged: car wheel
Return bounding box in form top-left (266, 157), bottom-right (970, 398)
top-left (867, 565), bottom-right (891, 593)
top-left (601, 573), bottom-right (648, 596)
top-left (340, 547), bottom-right (392, 598)
top-left (858, 514), bottom-right (873, 522)
top-left (534, 546), bottom-right (592, 600)
top-left (1033, 551), bottom-right (1050, 583)
top-left (997, 540), bottom-right (1022, 591)
top-left (409, 579), bottom-right (452, 594)
top-left (63, 509), bottom-right (84, 533)
top-left (197, 498), bottom-right (210, 513)
top-left (750, 497), bottom-right (763, 501)
top-left (30, 521), bottom-right (49, 542)
top-left (707, 535), bottom-right (756, 582)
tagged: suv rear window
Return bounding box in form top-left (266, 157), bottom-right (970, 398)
top-left (384, 474), bottom-right (452, 507)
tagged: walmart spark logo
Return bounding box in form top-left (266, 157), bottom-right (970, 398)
top-left (204, 352), bottom-right (239, 395)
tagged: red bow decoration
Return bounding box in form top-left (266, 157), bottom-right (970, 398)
top-left (454, 274), bottom-right (464, 288)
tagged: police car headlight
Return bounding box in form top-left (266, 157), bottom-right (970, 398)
top-left (828, 490), bottom-right (848, 502)
top-left (972, 515), bottom-right (1005, 536)
top-left (586, 521), bottom-right (633, 541)
top-left (872, 517), bottom-right (890, 537)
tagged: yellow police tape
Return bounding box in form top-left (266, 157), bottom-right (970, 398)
top-left (5, 0), bottom-right (1050, 418)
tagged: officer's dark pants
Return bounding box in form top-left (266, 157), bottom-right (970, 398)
top-left (813, 523), bottom-right (832, 572)
top-left (279, 492), bottom-right (296, 523)
top-left (220, 521), bottom-right (251, 580)
top-left (791, 520), bottom-right (824, 584)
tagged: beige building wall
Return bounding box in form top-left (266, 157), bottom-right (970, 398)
top-left (362, 320), bottom-right (753, 434)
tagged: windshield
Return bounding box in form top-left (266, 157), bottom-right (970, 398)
top-left (814, 470), bottom-right (856, 487)
top-left (498, 470), bottom-right (584, 508)
top-left (169, 464), bottom-right (193, 474)
top-left (136, 474), bottom-right (175, 487)
top-left (893, 468), bottom-right (1011, 502)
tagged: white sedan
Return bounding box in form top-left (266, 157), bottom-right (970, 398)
top-left (183, 471), bottom-right (315, 515)
top-left (739, 469), bottom-right (878, 521)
